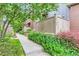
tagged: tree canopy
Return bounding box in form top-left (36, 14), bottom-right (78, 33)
top-left (0, 3), bottom-right (57, 38)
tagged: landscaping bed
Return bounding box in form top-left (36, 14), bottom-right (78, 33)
top-left (58, 31), bottom-right (79, 48)
top-left (28, 31), bottom-right (79, 56)
top-left (0, 36), bottom-right (25, 56)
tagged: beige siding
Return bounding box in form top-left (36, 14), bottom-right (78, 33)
top-left (33, 15), bottom-right (70, 34)
top-left (33, 17), bottom-right (56, 33)
top-left (56, 15), bottom-right (70, 34)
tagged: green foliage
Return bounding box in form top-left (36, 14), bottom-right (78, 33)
top-left (0, 3), bottom-right (57, 33)
top-left (0, 4), bottom-right (28, 34)
top-left (28, 31), bottom-right (79, 56)
top-left (11, 20), bottom-right (23, 32)
top-left (29, 4), bottom-right (57, 20)
top-left (0, 36), bottom-right (25, 56)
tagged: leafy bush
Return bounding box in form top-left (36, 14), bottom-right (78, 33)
top-left (26, 28), bottom-right (33, 33)
top-left (11, 20), bottom-right (23, 32)
top-left (28, 31), bottom-right (79, 56)
top-left (57, 31), bottom-right (79, 48)
top-left (19, 30), bottom-right (25, 35)
top-left (0, 36), bottom-right (25, 56)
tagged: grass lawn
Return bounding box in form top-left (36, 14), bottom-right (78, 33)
top-left (0, 36), bottom-right (25, 56)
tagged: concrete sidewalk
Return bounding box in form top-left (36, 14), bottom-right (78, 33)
top-left (16, 33), bottom-right (49, 56)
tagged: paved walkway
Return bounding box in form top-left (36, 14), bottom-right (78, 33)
top-left (16, 33), bottom-right (49, 56)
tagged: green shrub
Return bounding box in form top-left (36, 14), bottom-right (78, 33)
top-left (28, 31), bottom-right (79, 56)
top-left (26, 28), bottom-right (33, 33)
top-left (11, 20), bottom-right (24, 32)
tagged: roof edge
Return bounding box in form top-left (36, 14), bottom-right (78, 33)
top-left (67, 3), bottom-right (79, 8)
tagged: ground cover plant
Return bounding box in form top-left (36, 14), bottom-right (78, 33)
top-left (28, 31), bottom-right (79, 56)
top-left (58, 31), bottom-right (79, 48)
top-left (0, 36), bottom-right (25, 56)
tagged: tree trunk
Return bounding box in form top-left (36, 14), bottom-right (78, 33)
top-left (1, 19), bottom-right (12, 39)
top-left (0, 20), bottom-right (7, 38)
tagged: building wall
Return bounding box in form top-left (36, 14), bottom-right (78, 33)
top-left (33, 17), bottom-right (56, 33)
top-left (57, 4), bottom-right (70, 20)
top-left (70, 4), bottom-right (79, 31)
top-left (33, 15), bottom-right (70, 34)
top-left (48, 4), bottom-right (70, 20)
top-left (56, 15), bottom-right (70, 34)
top-left (41, 17), bottom-right (56, 33)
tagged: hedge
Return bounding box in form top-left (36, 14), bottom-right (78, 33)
top-left (28, 31), bottom-right (79, 56)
